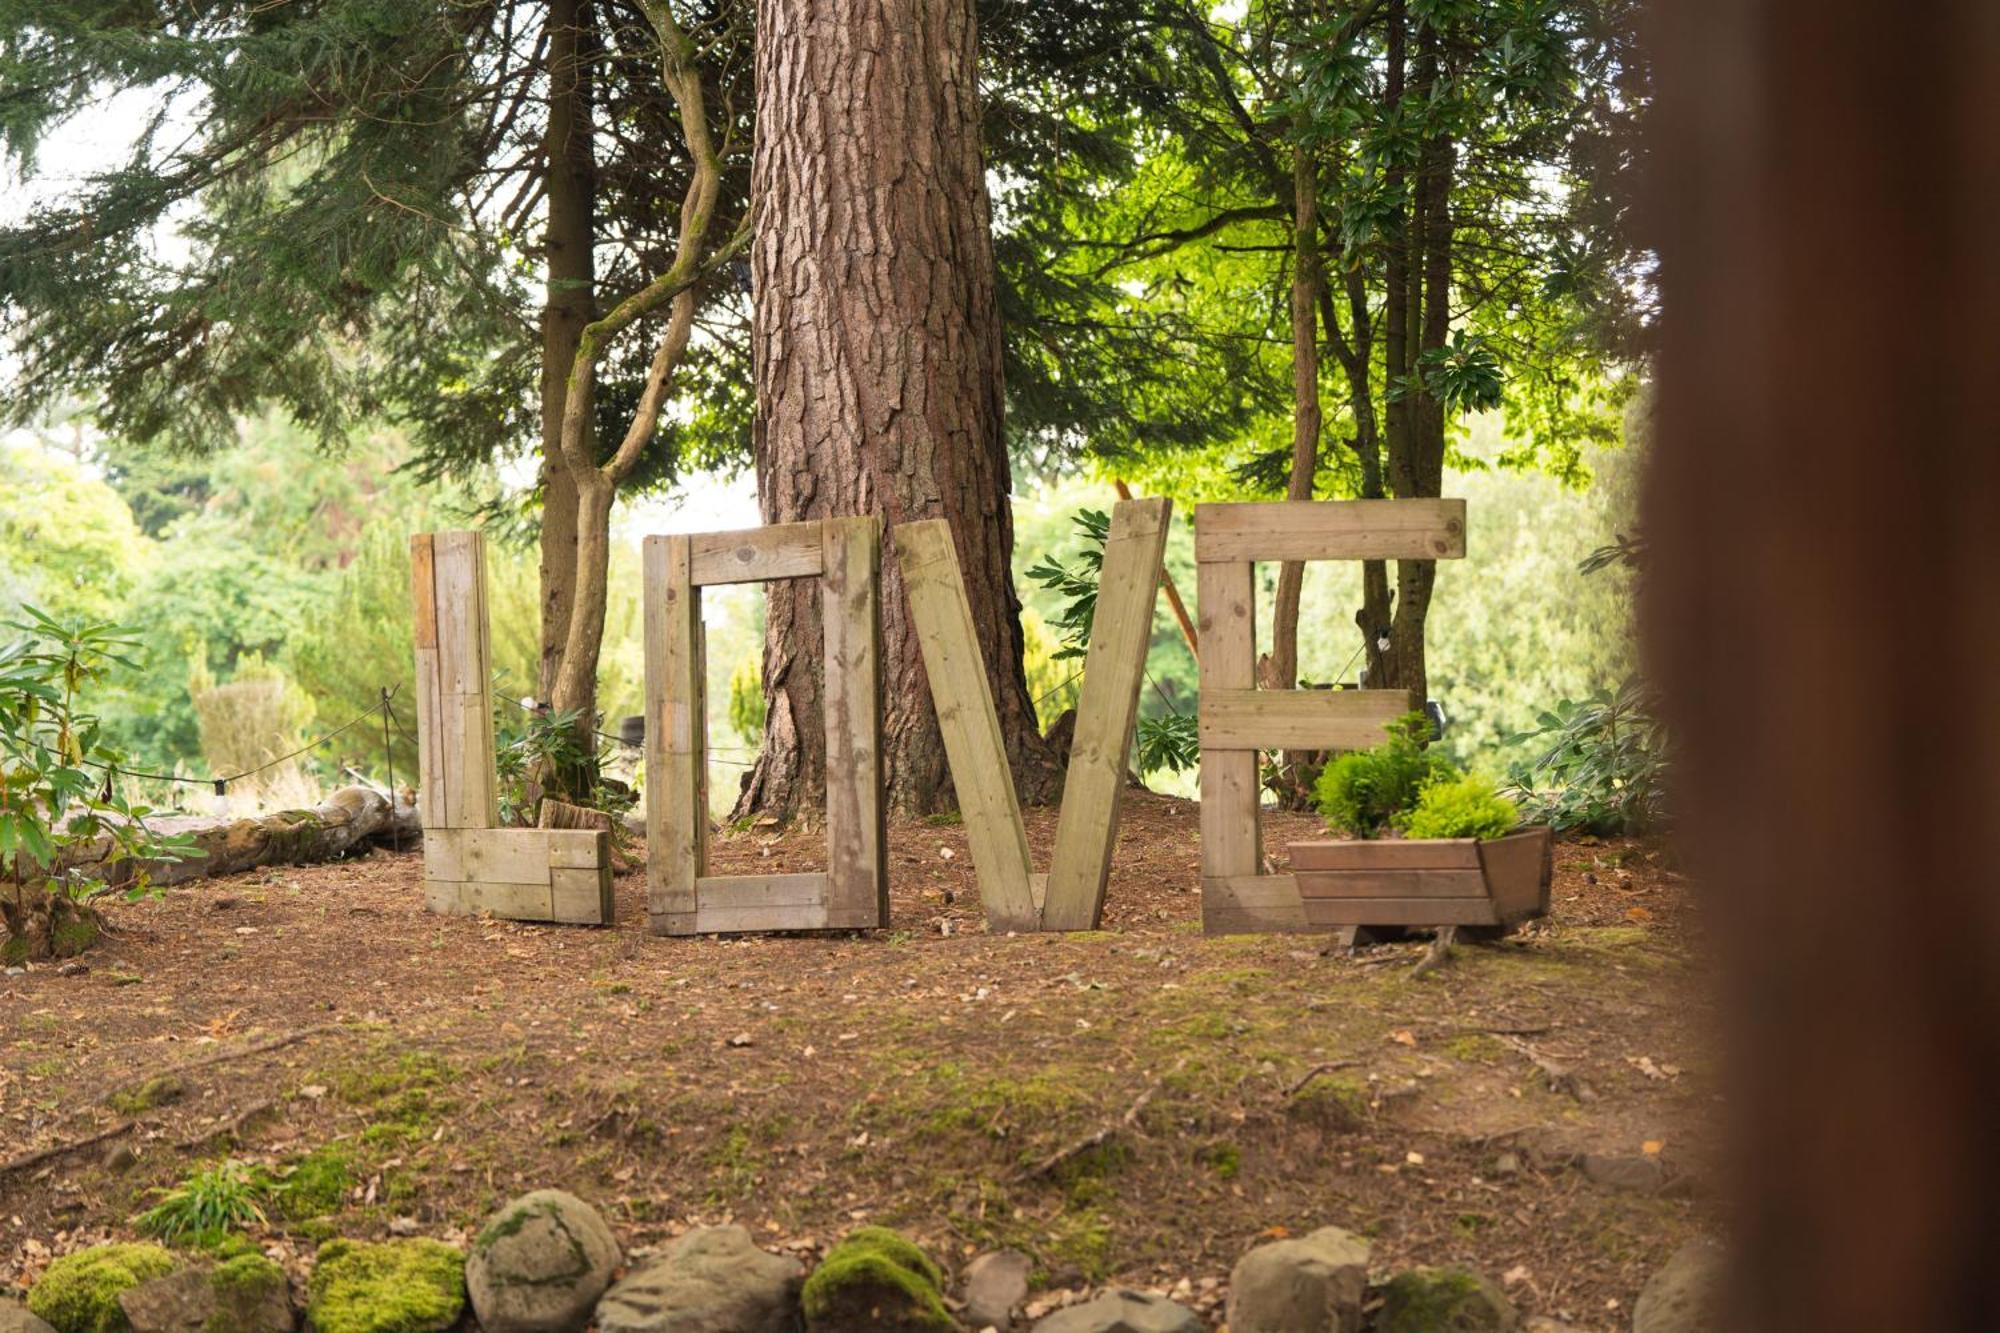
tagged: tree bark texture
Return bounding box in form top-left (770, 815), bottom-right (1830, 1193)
top-left (1646, 2), bottom-right (2000, 1328)
top-left (536, 0), bottom-right (598, 713)
top-left (740, 0), bottom-right (1059, 819)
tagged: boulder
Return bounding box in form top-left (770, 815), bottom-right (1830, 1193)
top-left (1632, 1239), bottom-right (1724, 1333)
top-left (305, 1239), bottom-right (465, 1333)
top-left (1580, 1154), bottom-right (1666, 1195)
top-left (27, 1243), bottom-right (178, 1333)
top-left (961, 1250), bottom-right (1033, 1331)
top-left (1378, 1268), bottom-right (1518, 1332)
top-left (1226, 1225), bottom-right (1371, 1333)
top-left (466, 1189), bottom-right (621, 1333)
top-left (0, 1303), bottom-right (56, 1333)
top-left (1031, 1290), bottom-right (1203, 1333)
top-left (799, 1227), bottom-right (951, 1331)
top-left (118, 1254), bottom-right (293, 1332)
top-left (595, 1226), bottom-right (804, 1333)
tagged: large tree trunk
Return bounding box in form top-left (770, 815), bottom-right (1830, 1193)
top-left (739, 0), bottom-right (1060, 820)
top-left (536, 0), bottom-right (597, 717)
top-left (1647, 2), bottom-right (2000, 1328)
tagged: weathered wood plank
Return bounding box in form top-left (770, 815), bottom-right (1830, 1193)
top-left (426, 879), bottom-right (557, 920)
top-left (693, 901), bottom-right (833, 934)
top-left (643, 534), bottom-right (705, 935)
top-left (1201, 874), bottom-right (1311, 934)
top-left (894, 520), bottom-right (1039, 932)
top-left (688, 524), bottom-right (824, 586)
top-left (821, 516), bottom-right (888, 928)
top-left (1198, 688), bottom-right (1412, 751)
top-left (1197, 560), bottom-right (1261, 881)
top-left (1477, 826), bottom-right (1552, 922)
top-left (1302, 896), bottom-right (1502, 928)
top-left (412, 647), bottom-right (446, 831)
top-left (1043, 497), bottom-right (1172, 931)
top-left (1194, 499), bottom-right (1467, 563)
top-left (1294, 868), bottom-right (1491, 899)
top-left (550, 864), bottom-right (613, 925)
top-left (695, 872), bottom-right (830, 907)
top-left (1290, 838), bottom-right (1483, 871)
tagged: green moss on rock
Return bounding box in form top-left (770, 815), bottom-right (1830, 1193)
top-left (1380, 1267), bottom-right (1517, 1332)
top-left (801, 1227), bottom-right (951, 1331)
top-left (27, 1243), bottom-right (178, 1333)
top-left (107, 1075), bottom-right (188, 1117)
top-left (305, 1239), bottom-right (465, 1333)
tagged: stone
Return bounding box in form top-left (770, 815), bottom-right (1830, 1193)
top-left (466, 1189), bottom-right (621, 1333)
top-left (27, 1243), bottom-right (178, 1333)
top-left (595, 1225), bottom-right (804, 1333)
top-left (1227, 1225), bottom-right (1371, 1333)
top-left (118, 1254), bottom-right (293, 1332)
top-left (1378, 1268), bottom-right (1518, 1332)
top-left (799, 1227), bottom-right (951, 1331)
top-left (1030, 1290), bottom-right (1203, 1333)
top-left (101, 1143), bottom-right (139, 1173)
top-left (1632, 1239), bottom-right (1724, 1333)
top-left (305, 1238), bottom-right (465, 1333)
top-left (1580, 1153), bottom-right (1666, 1195)
top-left (961, 1250), bottom-right (1032, 1331)
top-left (0, 1303), bottom-right (56, 1333)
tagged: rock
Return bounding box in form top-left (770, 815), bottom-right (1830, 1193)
top-left (1378, 1268), bottom-right (1518, 1332)
top-left (118, 1254), bottom-right (293, 1332)
top-left (27, 1243), bottom-right (178, 1333)
top-left (101, 1143), bottom-right (139, 1173)
top-left (1030, 1290), bottom-right (1203, 1333)
top-left (1580, 1153), bottom-right (1666, 1195)
top-left (1226, 1225), bottom-right (1371, 1333)
top-left (466, 1189), bottom-right (621, 1333)
top-left (0, 1302), bottom-right (56, 1333)
top-left (305, 1238), bottom-right (465, 1333)
top-left (1631, 1239), bottom-right (1724, 1333)
top-left (961, 1250), bottom-right (1032, 1331)
top-left (595, 1225), bottom-right (804, 1333)
top-left (799, 1227), bottom-right (951, 1331)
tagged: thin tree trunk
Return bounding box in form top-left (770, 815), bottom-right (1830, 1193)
top-left (1367, 0), bottom-right (1412, 693)
top-left (537, 0), bottom-right (596, 719)
top-left (739, 0), bottom-right (1059, 820)
top-left (1269, 138), bottom-right (1323, 807)
top-left (1648, 2), bottom-right (2000, 1326)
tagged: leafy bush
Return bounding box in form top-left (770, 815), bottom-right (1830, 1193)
top-left (133, 1159), bottom-right (271, 1242)
top-left (1399, 774), bottom-right (1520, 840)
top-left (1024, 509), bottom-right (1110, 660)
top-left (1314, 712), bottom-right (1456, 837)
top-left (1502, 679), bottom-right (1666, 834)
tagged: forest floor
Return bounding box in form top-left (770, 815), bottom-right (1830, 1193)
top-left (0, 794), bottom-right (1716, 1329)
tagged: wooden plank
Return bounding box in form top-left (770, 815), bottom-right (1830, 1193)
top-left (1294, 868), bottom-right (1491, 899)
top-left (426, 879), bottom-right (557, 920)
top-left (1194, 499), bottom-right (1467, 563)
top-left (1302, 896), bottom-right (1502, 928)
top-left (549, 865), bottom-right (612, 925)
top-left (1291, 838), bottom-right (1482, 871)
top-left (432, 531), bottom-right (498, 829)
top-left (1198, 688), bottom-right (1412, 751)
top-left (1477, 826), bottom-right (1551, 922)
top-left (643, 534), bottom-right (705, 935)
top-left (820, 516), bottom-right (888, 928)
top-left (1197, 560), bottom-right (1261, 881)
top-left (410, 535), bottom-right (438, 650)
top-left (694, 901), bottom-right (833, 934)
top-left (688, 524), bottom-right (824, 586)
top-left (412, 647), bottom-right (446, 832)
top-left (1202, 874), bottom-right (1311, 934)
top-left (694, 873), bottom-right (830, 907)
top-left (893, 519), bottom-right (1039, 931)
top-left (1042, 496), bottom-right (1172, 931)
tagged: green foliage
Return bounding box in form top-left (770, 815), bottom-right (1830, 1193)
top-left (0, 438), bottom-right (146, 623)
top-left (800, 1227), bottom-right (952, 1330)
top-left (1399, 774), bottom-right (1520, 841)
top-left (494, 706), bottom-right (594, 826)
top-left (0, 608), bottom-right (200, 913)
top-left (1314, 713), bottom-right (1456, 838)
top-left (133, 1159), bottom-right (271, 1243)
top-left (726, 653), bottom-right (766, 748)
top-left (1135, 714), bottom-right (1200, 777)
top-left (1502, 679), bottom-right (1667, 835)
top-left (27, 1242), bottom-right (177, 1333)
top-left (1024, 508), bottom-right (1110, 659)
top-left (305, 1239), bottom-right (466, 1333)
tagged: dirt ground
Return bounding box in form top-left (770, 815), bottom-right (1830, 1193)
top-left (1, 794), bottom-right (1716, 1329)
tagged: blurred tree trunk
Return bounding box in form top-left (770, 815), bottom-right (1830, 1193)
top-left (1646, 1), bottom-right (2000, 1328)
top-left (1268, 137), bottom-right (1323, 807)
top-left (738, 0), bottom-right (1059, 820)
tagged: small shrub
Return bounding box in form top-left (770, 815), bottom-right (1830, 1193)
top-left (1398, 774), bottom-right (1520, 841)
top-left (1502, 678), bottom-right (1667, 835)
top-left (1314, 712), bottom-right (1456, 837)
top-left (133, 1159), bottom-right (270, 1242)
top-left (27, 1242), bottom-right (177, 1333)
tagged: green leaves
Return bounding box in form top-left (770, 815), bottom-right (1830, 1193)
top-left (1500, 679), bottom-right (1666, 834)
top-left (1024, 509), bottom-right (1111, 661)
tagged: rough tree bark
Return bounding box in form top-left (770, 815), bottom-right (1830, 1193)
top-left (738, 0), bottom-right (1060, 820)
top-left (536, 0), bottom-right (597, 714)
top-left (1646, 1), bottom-right (2000, 1328)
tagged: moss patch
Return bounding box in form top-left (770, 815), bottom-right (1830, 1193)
top-left (273, 1147), bottom-right (354, 1222)
top-left (107, 1075), bottom-right (188, 1117)
top-left (801, 1227), bottom-right (951, 1331)
top-left (1379, 1267), bottom-right (1515, 1332)
top-left (28, 1242), bottom-right (178, 1333)
top-left (305, 1239), bottom-right (465, 1333)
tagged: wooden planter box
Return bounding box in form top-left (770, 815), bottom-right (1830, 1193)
top-left (1285, 826), bottom-right (1553, 929)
